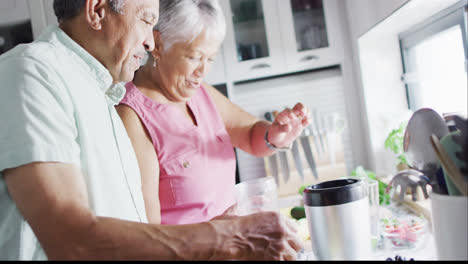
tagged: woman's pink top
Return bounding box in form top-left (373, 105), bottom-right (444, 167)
top-left (119, 82), bottom-right (236, 225)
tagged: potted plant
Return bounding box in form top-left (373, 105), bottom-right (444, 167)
top-left (385, 123), bottom-right (409, 171)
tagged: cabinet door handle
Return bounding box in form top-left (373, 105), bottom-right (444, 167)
top-left (300, 55), bottom-right (320, 62)
top-left (250, 63), bottom-right (272, 71)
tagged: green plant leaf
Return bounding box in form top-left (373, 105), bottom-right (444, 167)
top-left (350, 166), bottom-right (390, 206)
top-left (384, 122), bottom-right (408, 165)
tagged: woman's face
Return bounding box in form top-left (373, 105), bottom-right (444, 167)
top-left (155, 30), bottom-right (220, 102)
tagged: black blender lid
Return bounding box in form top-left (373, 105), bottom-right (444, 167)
top-left (303, 178), bottom-right (367, 207)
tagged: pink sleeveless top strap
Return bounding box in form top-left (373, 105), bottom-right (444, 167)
top-left (119, 82), bottom-right (236, 225)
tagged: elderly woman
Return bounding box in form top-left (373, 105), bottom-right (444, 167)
top-left (116, 0), bottom-right (311, 225)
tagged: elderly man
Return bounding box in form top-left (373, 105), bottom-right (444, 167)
top-left (0, 0), bottom-right (302, 260)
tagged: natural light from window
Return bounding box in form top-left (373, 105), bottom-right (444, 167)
top-left (409, 25), bottom-right (467, 116)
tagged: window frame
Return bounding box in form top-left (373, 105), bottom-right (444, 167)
top-left (399, 0), bottom-right (467, 112)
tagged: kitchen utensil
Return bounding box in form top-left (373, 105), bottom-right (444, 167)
top-left (439, 131), bottom-right (467, 196)
top-left (323, 114), bottom-right (335, 166)
top-left (403, 108), bottom-right (449, 194)
top-left (264, 112), bottom-right (280, 184)
top-left (274, 104), bottom-right (305, 182)
top-left (385, 169), bottom-right (430, 201)
top-left (291, 139), bottom-right (305, 183)
top-left (303, 178), bottom-right (372, 260)
top-left (323, 113), bottom-right (344, 167)
top-left (451, 115), bottom-right (468, 177)
top-left (312, 109), bottom-right (326, 156)
top-left (300, 126), bottom-right (319, 179)
top-left (320, 114), bottom-right (328, 155)
top-left (273, 111), bottom-right (291, 184)
top-left (305, 109), bottom-right (323, 157)
top-left (430, 134), bottom-right (468, 196)
top-left (308, 121), bottom-right (322, 157)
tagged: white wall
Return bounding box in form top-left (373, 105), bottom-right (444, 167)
top-left (336, 0), bottom-right (409, 174)
top-left (345, 0), bottom-right (410, 39)
top-left (28, 0), bottom-right (56, 39)
top-left (0, 0), bottom-right (30, 26)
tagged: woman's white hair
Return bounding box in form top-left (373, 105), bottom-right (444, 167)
top-left (155, 0), bottom-right (226, 51)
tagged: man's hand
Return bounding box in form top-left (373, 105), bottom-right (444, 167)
top-left (217, 211), bottom-right (304, 260)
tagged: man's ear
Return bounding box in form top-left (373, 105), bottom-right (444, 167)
top-left (152, 30), bottom-right (164, 60)
top-left (85, 0), bottom-right (108, 30)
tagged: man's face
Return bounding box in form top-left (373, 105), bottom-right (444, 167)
top-left (103, 0), bottom-right (159, 83)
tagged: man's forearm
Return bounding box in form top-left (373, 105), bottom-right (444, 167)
top-left (3, 163), bottom-right (235, 261)
top-left (50, 216), bottom-right (235, 260)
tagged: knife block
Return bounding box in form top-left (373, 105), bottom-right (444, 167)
top-left (264, 133), bottom-right (347, 198)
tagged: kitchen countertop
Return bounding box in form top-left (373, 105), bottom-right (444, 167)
top-left (297, 235), bottom-right (436, 260)
top-left (279, 195), bottom-right (437, 260)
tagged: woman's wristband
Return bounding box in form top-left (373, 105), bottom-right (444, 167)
top-left (264, 128), bottom-right (292, 152)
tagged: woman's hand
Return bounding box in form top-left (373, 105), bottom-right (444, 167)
top-left (268, 103), bottom-right (311, 149)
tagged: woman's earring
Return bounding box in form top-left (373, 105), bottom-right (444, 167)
top-left (153, 60), bottom-right (157, 68)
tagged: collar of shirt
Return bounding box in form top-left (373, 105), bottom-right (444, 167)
top-left (47, 26), bottom-right (126, 106)
top-left (106, 83), bottom-right (126, 106)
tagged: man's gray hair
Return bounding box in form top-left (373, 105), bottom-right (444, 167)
top-left (155, 0), bottom-right (226, 51)
top-left (53, 0), bottom-right (125, 22)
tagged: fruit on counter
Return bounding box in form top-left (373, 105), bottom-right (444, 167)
top-left (299, 184), bottom-right (308, 194)
top-left (381, 216), bottom-right (426, 249)
top-left (290, 206), bottom-right (306, 220)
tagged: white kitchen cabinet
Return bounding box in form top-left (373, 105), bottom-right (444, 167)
top-left (277, 0), bottom-right (344, 73)
top-left (205, 46), bottom-right (227, 86)
top-left (220, 0), bottom-right (344, 82)
top-left (26, 0), bottom-right (344, 84)
top-left (220, 0), bottom-right (286, 82)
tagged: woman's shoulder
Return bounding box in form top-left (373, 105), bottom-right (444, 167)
top-left (196, 83), bottom-right (218, 102)
top-left (120, 81), bottom-right (156, 108)
top-left (120, 81), bottom-right (136, 101)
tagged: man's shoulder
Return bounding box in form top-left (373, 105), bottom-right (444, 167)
top-left (0, 40), bottom-right (57, 65)
top-left (0, 40), bottom-right (70, 98)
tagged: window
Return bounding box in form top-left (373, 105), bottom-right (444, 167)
top-left (400, 1), bottom-right (467, 117)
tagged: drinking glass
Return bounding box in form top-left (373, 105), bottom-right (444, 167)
top-left (366, 179), bottom-right (380, 249)
top-left (234, 176), bottom-right (279, 216)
